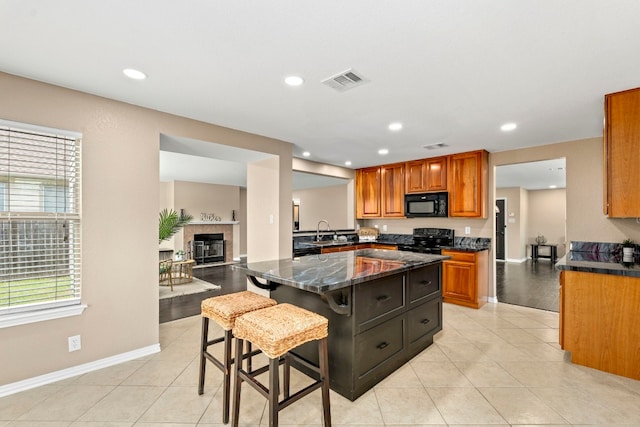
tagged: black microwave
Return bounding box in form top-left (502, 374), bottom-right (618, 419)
top-left (405, 192), bottom-right (448, 217)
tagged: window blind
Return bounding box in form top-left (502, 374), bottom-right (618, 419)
top-left (0, 121), bottom-right (81, 314)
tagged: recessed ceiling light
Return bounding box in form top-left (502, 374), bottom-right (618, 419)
top-left (284, 75), bottom-right (304, 86)
top-left (123, 68), bottom-right (147, 80)
top-left (302, 151), bottom-right (310, 157)
top-left (549, 185), bottom-right (557, 189)
top-left (378, 149), bottom-right (389, 155)
top-left (501, 122), bottom-right (517, 132)
top-left (345, 161), bottom-right (352, 166)
top-left (388, 122), bottom-right (403, 131)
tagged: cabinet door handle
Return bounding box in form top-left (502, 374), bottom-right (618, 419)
top-left (377, 342), bottom-right (389, 350)
top-left (420, 318), bottom-right (431, 325)
top-left (376, 295), bottom-right (391, 302)
top-left (420, 280), bottom-right (432, 286)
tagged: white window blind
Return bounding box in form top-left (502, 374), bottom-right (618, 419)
top-left (0, 121), bottom-right (81, 315)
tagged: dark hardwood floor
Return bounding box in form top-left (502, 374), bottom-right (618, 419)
top-left (159, 263), bottom-right (248, 323)
top-left (495, 258), bottom-right (560, 312)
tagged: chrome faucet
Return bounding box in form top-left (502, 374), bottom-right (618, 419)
top-left (316, 219), bottom-right (331, 241)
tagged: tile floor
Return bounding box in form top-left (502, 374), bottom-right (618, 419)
top-left (2, 301), bottom-right (640, 426)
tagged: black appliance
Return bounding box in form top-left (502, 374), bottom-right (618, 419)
top-left (404, 192), bottom-right (448, 217)
top-left (397, 228), bottom-right (454, 254)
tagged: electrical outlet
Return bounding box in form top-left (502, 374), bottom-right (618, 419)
top-left (382, 224), bottom-right (387, 232)
top-left (465, 226), bottom-right (471, 235)
top-left (68, 335), bottom-right (81, 352)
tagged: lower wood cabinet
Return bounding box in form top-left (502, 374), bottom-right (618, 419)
top-left (320, 243), bottom-right (397, 254)
top-left (269, 263), bottom-right (442, 401)
top-left (441, 249), bottom-right (488, 309)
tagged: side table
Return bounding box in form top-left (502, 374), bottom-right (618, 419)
top-left (172, 259), bottom-right (195, 285)
top-left (531, 244), bottom-right (558, 263)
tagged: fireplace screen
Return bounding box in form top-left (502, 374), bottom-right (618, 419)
top-left (188, 233), bottom-right (225, 265)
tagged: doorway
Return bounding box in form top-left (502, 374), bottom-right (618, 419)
top-left (495, 199), bottom-right (506, 261)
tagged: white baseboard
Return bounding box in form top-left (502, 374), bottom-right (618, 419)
top-left (488, 296), bottom-right (499, 304)
top-left (0, 343), bottom-right (161, 398)
top-left (505, 257), bottom-right (528, 263)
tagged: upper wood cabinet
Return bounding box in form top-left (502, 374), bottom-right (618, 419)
top-left (604, 87), bottom-right (640, 217)
top-left (405, 157), bottom-right (448, 193)
top-left (356, 166), bottom-right (381, 218)
top-left (356, 163), bottom-right (405, 218)
top-left (448, 150), bottom-right (488, 218)
top-left (381, 163), bottom-right (405, 217)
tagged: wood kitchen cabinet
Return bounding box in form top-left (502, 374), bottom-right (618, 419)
top-left (356, 166), bottom-right (381, 218)
top-left (405, 156), bottom-right (448, 193)
top-left (320, 243), bottom-right (397, 254)
top-left (560, 270), bottom-right (640, 380)
top-left (356, 163), bottom-right (404, 218)
top-left (448, 150), bottom-right (488, 218)
top-left (604, 87), bottom-right (640, 217)
top-left (441, 249), bottom-right (488, 309)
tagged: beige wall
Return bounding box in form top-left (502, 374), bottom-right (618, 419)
top-left (0, 72), bottom-right (292, 387)
top-left (293, 185), bottom-right (351, 231)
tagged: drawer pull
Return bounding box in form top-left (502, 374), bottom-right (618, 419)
top-left (420, 280), bottom-right (432, 286)
top-left (376, 342), bottom-right (389, 350)
top-left (376, 295), bottom-right (391, 302)
top-left (420, 318), bottom-right (431, 325)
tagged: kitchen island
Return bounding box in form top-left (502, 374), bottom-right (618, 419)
top-left (232, 249), bottom-right (448, 400)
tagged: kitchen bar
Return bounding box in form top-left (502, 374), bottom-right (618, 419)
top-left (232, 249), bottom-right (449, 400)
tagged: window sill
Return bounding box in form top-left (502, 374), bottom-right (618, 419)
top-left (0, 304), bottom-right (88, 329)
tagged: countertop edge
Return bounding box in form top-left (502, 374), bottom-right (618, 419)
top-left (556, 255), bottom-right (640, 278)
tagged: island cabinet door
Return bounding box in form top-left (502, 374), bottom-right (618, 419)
top-left (354, 274), bottom-right (405, 333)
top-left (407, 297), bottom-right (442, 356)
top-left (407, 264), bottom-right (441, 306)
top-left (354, 315), bottom-right (405, 387)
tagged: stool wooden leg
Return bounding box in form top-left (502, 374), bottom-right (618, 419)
top-left (268, 357), bottom-right (280, 427)
top-left (283, 354), bottom-right (290, 399)
top-left (231, 337), bottom-right (244, 427)
top-left (198, 317), bottom-right (209, 395)
top-left (319, 337), bottom-right (331, 427)
top-left (222, 329), bottom-right (233, 424)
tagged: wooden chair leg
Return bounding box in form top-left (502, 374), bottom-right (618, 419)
top-left (198, 317), bottom-right (209, 395)
top-left (319, 338), bottom-right (331, 427)
top-left (222, 329), bottom-right (233, 424)
top-left (268, 357), bottom-right (280, 427)
top-left (231, 337), bottom-right (244, 427)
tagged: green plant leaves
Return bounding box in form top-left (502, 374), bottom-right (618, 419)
top-left (159, 208), bottom-right (193, 243)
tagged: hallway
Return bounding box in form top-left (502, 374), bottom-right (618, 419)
top-left (496, 259), bottom-right (560, 312)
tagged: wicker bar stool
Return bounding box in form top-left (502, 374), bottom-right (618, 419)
top-left (198, 291), bottom-right (277, 423)
top-left (231, 303), bottom-right (331, 427)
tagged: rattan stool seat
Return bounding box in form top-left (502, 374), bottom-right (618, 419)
top-left (233, 303), bottom-right (328, 359)
top-left (201, 290), bottom-right (277, 330)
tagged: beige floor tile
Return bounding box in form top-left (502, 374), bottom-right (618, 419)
top-left (137, 386), bottom-right (211, 424)
top-left (512, 342), bottom-right (566, 361)
top-left (200, 381), bottom-right (265, 425)
top-left (375, 387), bottom-right (444, 424)
top-left (426, 387), bottom-right (506, 425)
top-left (171, 357), bottom-right (223, 389)
top-left (409, 343), bottom-right (450, 362)
top-left (133, 423), bottom-right (195, 427)
top-left (0, 385), bottom-right (64, 421)
top-left (498, 315), bottom-right (549, 329)
top-left (17, 385), bottom-right (115, 422)
top-left (524, 327), bottom-right (559, 342)
top-left (454, 361), bottom-right (522, 387)
top-left (71, 421), bottom-right (134, 426)
top-left (431, 328), bottom-right (469, 344)
top-left (73, 361), bottom-right (147, 386)
top-left (411, 361), bottom-right (473, 388)
top-left (456, 327), bottom-right (504, 344)
top-left (6, 422), bottom-right (73, 426)
top-left (498, 361), bottom-right (583, 387)
top-left (374, 364), bottom-right (423, 388)
top-left (491, 327), bottom-right (541, 344)
top-left (471, 341), bottom-right (531, 362)
top-left (478, 387), bottom-right (568, 424)
top-left (329, 390), bottom-right (384, 425)
top-left (78, 386), bottom-right (165, 422)
top-left (121, 360), bottom-right (191, 387)
top-left (435, 341), bottom-right (490, 362)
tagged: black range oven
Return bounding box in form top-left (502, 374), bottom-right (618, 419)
top-left (397, 227), bottom-right (454, 255)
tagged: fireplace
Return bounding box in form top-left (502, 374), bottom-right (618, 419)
top-left (188, 233), bottom-right (226, 265)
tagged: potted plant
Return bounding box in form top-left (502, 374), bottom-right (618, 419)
top-left (159, 208), bottom-right (193, 243)
top-left (174, 250), bottom-right (185, 261)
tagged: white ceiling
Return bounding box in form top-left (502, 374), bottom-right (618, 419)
top-left (496, 158), bottom-right (565, 190)
top-left (1, 1), bottom-right (638, 189)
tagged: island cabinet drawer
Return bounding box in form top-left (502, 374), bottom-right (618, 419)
top-left (407, 264), bottom-right (441, 305)
top-left (407, 298), bottom-right (442, 355)
top-left (354, 274), bottom-right (405, 332)
top-left (355, 315), bottom-right (405, 380)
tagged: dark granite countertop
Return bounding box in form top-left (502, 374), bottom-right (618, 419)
top-left (232, 249), bottom-right (449, 294)
top-left (556, 251), bottom-right (640, 278)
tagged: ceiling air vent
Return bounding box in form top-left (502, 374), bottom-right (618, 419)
top-left (423, 143), bottom-right (448, 150)
top-left (321, 68), bottom-right (369, 92)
